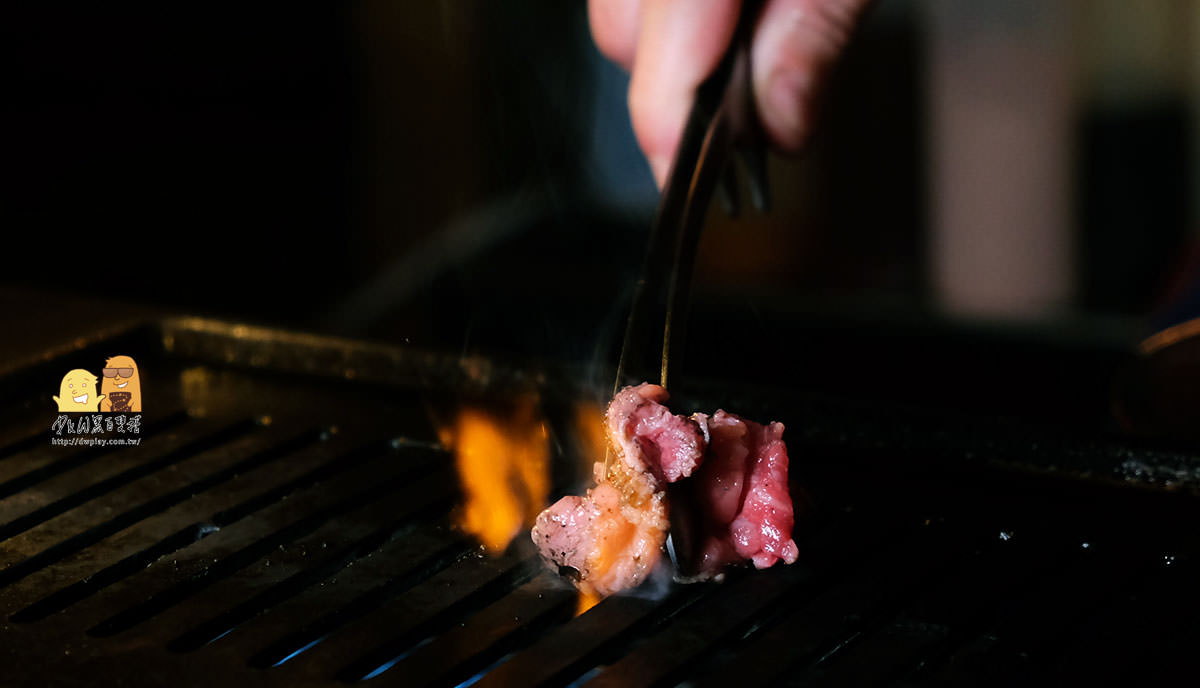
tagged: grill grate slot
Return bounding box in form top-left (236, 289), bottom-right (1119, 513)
top-left (245, 537), bottom-right (475, 669)
top-left (0, 428), bottom-right (50, 463)
top-left (165, 505), bottom-right (459, 653)
top-left (692, 506), bottom-right (1068, 687)
top-left (0, 408), bottom-right (191, 497)
top-left (204, 441), bottom-right (432, 528)
top-left (0, 402), bottom-right (50, 447)
top-left (369, 571), bottom-right (578, 687)
top-left (7, 438), bottom-right (413, 623)
top-left (0, 424), bottom-right (314, 591)
top-left (477, 580), bottom-right (706, 688)
top-left (86, 457), bottom-right (456, 638)
top-left (10, 441), bottom-right (407, 634)
top-left (764, 537), bottom-right (1031, 686)
top-left (0, 416), bottom-right (254, 546)
top-left (283, 553), bottom-right (542, 683)
top-left (577, 511), bottom-right (911, 688)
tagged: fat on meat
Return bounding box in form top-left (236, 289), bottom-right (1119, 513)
top-left (531, 483), bottom-right (668, 597)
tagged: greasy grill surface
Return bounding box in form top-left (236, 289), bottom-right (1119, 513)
top-left (2, 320), bottom-right (1200, 687)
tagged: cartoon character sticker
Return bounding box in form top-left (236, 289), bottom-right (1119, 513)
top-left (100, 355), bottom-right (142, 413)
top-left (51, 355), bottom-right (143, 413)
top-left (53, 369), bottom-right (105, 412)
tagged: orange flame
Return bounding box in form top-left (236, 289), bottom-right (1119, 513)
top-left (573, 401), bottom-right (608, 472)
top-left (445, 398), bottom-right (549, 553)
top-left (575, 589), bottom-right (602, 616)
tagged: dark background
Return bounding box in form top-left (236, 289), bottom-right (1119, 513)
top-left (3, 2), bottom-right (1197, 426)
top-left (0, 3), bottom-right (928, 348)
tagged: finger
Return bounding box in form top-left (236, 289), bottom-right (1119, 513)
top-left (629, 0), bottom-right (742, 186)
top-left (751, 0), bottom-right (872, 152)
top-left (589, 0), bottom-right (643, 70)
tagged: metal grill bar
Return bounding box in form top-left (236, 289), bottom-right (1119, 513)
top-left (5, 435), bottom-right (391, 621)
top-left (317, 554), bottom-right (543, 683)
top-left (383, 572), bottom-right (577, 687)
top-left (476, 584), bottom-right (687, 687)
top-left (584, 513), bottom-right (933, 688)
top-left (245, 534), bottom-right (475, 669)
top-left (0, 408), bottom-right (190, 498)
top-left (87, 456), bottom-right (452, 637)
top-left (0, 422), bottom-right (309, 589)
top-left (159, 485), bottom-right (458, 653)
top-left (0, 423), bottom-right (53, 463)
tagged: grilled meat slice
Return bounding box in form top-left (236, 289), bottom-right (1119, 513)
top-left (688, 410), bottom-right (799, 575)
top-left (533, 383), bottom-right (800, 595)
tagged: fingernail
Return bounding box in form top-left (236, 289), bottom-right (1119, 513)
top-left (767, 70), bottom-right (807, 142)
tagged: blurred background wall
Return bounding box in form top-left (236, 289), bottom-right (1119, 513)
top-left (4, 1), bottom-right (1199, 365)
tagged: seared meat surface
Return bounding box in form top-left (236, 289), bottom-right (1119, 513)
top-left (532, 484), bottom-right (668, 597)
top-left (532, 383), bottom-right (799, 596)
top-left (605, 382), bottom-right (707, 487)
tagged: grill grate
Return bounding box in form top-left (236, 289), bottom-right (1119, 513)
top-left (1, 319), bottom-right (1200, 687)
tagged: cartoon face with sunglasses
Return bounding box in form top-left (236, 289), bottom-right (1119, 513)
top-left (100, 355), bottom-right (142, 412)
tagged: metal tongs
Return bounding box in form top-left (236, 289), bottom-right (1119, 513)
top-left (612, 3), bottom-right (769, 578)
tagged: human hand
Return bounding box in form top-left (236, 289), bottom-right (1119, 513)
top-left (589, 0), bottom-right (872, 186)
